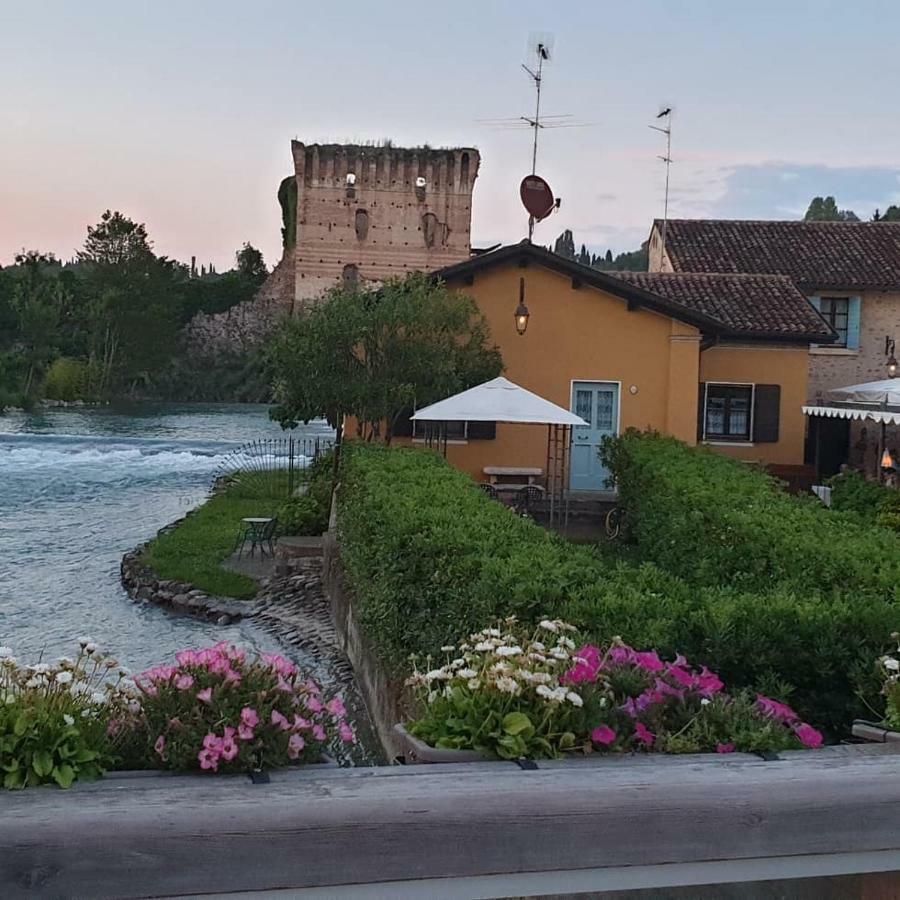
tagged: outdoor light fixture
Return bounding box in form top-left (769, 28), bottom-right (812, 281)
top-left (515, 277), bottom-right (530, 335)
top-left (887, 337), bottom-right (898, 377)
top-left (883, 449), bottom-right (895, 470)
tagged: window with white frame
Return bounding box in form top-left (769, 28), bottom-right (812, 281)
top-left (704, 384), bottom-right (753, 441)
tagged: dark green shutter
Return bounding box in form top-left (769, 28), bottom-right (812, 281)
top-left (753, 385), bottom-right (780, 443)
top-left (467, 421), bottom-right (497, 440)
top-left (697, 383), bottom-right (706, 441)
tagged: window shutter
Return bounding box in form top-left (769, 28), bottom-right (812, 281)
top-left (467, 420), bottom-right (497, 441)
top-left (846, 297), bottom-right (861, 350)
top-left (697, 382), bottom-right (706, 442)
top-left (752, 384), bottom-right (780, 443)
top-left (393, 408), bottom-right (414, 437)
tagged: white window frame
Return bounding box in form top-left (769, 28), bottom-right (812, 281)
top-left (702, 382), bottom-right (755, 446)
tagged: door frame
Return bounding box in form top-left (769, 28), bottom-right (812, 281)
top-left (568, 379), bottom-right (622, 492)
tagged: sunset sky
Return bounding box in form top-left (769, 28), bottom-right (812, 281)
top-left (4, 0), bottom-right (900, 271)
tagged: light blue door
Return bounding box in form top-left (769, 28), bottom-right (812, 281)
top-left (570, 382), bottom-right (619, 492)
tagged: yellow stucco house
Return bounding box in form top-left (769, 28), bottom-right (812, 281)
top-left (394, 242), bottom-right (834, 491)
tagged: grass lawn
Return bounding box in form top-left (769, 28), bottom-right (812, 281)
top-left (142, 480), bottom-right (286, 600)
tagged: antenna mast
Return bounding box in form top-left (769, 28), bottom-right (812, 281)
top-left (522, 40), bottom-right (550, 240)
top-left (649, 108), bottom-right (673, 265)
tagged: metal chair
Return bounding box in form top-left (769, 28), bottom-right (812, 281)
top-left (478, 483), bottom-right (499, 500)
top-left (515, 484), bottom-right (544, 516)
top-left (236, 517), bottom-right (278, 558)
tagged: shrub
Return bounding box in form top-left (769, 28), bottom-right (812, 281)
top-left (0, 641), bottom-right (135, 789)
top-left (126, 643), bottom-right (355, 773)
top-left (602, 430), bottom-right (900, 599)
top-left (41, 357), bottom-right (99, 402)
top-left (277, 451), bottom-right (333, 536)
top-left (828, 469), bottom-right (892, 523)
top-left (337, 444), bottom-right (900, 735)
top-left (876, 637), bottom-right (900, 731)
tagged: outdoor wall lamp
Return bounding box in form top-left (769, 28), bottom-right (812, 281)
top-left (887, 336), bottom-right (898, 377)
top-left (515, 277), bottom-right (530, 336)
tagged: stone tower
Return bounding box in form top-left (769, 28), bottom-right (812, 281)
top-left (290, 141), bottom-right (480, 310)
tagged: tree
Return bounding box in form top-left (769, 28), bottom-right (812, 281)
top-left (235, 242), bottom-right (267, 281)
top-left (78, 210), bottom-right (153, 268)
top-left (553, 230), bottom-right (576, 260)
top-left (268, 273), bottom-right (503, 446)
top-left (803, 196), bottom-right (859, 222)
top-left (880, 206), bottom-right (900, 222)
top-left (605, 249), bottom-right (613, 264)
top-left (577, 244), bottom-right (591, 266)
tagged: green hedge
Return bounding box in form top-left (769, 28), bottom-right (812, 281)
top-left (337, 443), bottom-right (898, 734)
top-left (603, 431), bottom-right (900, 599)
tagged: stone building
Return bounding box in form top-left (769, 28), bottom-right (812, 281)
top-left (648, 218), bottom-right (900, 474)
top-left (186, 140), bottom-right (480, 351)
top-left (288, 141), bottom-right (479, 312)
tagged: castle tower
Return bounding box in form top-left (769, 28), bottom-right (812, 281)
top-left (290, 141), bottom-right (479, 310)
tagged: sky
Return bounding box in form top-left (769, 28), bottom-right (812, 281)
top-left (4, 0), bottom-right (900, 270)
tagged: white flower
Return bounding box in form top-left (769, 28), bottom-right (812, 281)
top-left (535, 684), bottom-right (553, 699)
top-left (549, 647), bottom-right (568, 660)
top-left (77, 636), bottom-right (93, 647)
top-left (57, 656), bottom-right (74, 669)
top-left (427, 690), bottom-right (438, 704)
top-left (80, 708), bottom-right (93, 718)
top-left (457, 668), bottom-right (477, 679)
top-left (531, 641), bottom-right (546, 652)
top-left (538, 620), bottom-right (559, 633)
top-left (0, 646), bottom-right (13, 658)
top-left (90, 691), bottom-right (106, 705)
top-left (55, 671), bottom-right (73, 684)
top-left (84, 643), bottom-right (98, 655)
top-left (566, 692), bottom-right (583, 707)
top-left (25, 677), bottom-right (42, 689)
top-left (496, 646), bottom-right (522, 657)
top-left (467, 679), bottom-right (481, 690)
top-left (700, 698), bottom-right (711, 707)
top-left (483, 628), bottom-right (501, 638)
top-left (32, 663), bottom-right (51, 675)
top-left (440, 645), bottom-right (455, 653)
top-left (884, 657), bottom-right (900, 672)
top-left (63, 714), bottom-right (75, 726)
top-left (558, 636), bottom-right (576, 650)
top-left (0, 656), bottom-right (17, 669)
top-left (495, 676), bottom-right (520, 695)
top-left (473, 641), bottom-right (493, 652)
top-left (599, 697), bottom-right (608, 708)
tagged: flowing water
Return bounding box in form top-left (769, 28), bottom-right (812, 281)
top-left (0, 403), bottom-right (333, 671)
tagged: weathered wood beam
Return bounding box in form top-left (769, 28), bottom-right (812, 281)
top-left (2, 745), bottom-right (900, 898)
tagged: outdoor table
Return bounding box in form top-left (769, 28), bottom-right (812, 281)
top-left (237, 517), bottom-right (276, 558)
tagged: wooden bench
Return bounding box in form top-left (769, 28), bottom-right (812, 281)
top-left (483, 466), bottom-right (543, 486)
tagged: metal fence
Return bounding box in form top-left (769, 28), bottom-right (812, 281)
top-left (210, 436), bottom-right (334, 499)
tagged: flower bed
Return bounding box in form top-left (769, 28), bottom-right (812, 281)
top-left (0, 641), bottom-right (355, 790)
top-left (402, 619), bottom-right (821, 762)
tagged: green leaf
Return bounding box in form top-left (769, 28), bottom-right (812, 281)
top-left (3, 768), bottom-right (24, 790)
top-left (51, 764), bottom-right (75, 789)
top-left (501, 712), bottom-right (533, 737)
top-left (31, 750), bottom-right (53, 777)
top-left (13, 713), bottom-right (28, 736)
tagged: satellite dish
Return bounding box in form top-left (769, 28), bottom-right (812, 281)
top-left (520, 174), bottom-right (556, 221)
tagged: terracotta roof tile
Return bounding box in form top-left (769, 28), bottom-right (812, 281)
top-left (609, 271), bottom-right (833, 339)
top-left (659, 219), bottom-right (900, 291)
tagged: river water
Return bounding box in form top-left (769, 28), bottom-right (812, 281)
top-left (0, 403), bottom-right (333, 671)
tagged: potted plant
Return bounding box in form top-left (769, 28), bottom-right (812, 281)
top-left (853, 636), bottom-right (900, 743)
top-left (396, 618), bottom-right (823, 764)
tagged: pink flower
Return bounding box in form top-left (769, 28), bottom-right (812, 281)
top-left (238, 723), bottom-right (255, 741)
top-left (562, 645), bottom-right (603, 684)
top-left (633, 722), bottom-right (655, 747)
top-left (697, 666), bottom-right (724, 696)
top-left (292, 715), bottom-right (311, 731)
top-left (198, 748), bottom-right (219, 771)
top-left (312, 724), bottom-right (326, 741)
top-left (306, 696), bottom-right (323, 713)
top-left (666, 665), bottom-right (695, 689)
top-left (174, 674), bottom-right (194, 691)
top-left (202, 733), bottom-right (223, 753)
top-left (716, 742), bottom-right (735, 754)
top-left (220, 736), bottom-right (239, 761)
top-left (271, 709), bottom-right (291, 731)
top-left (240, 707), bottom-right (259, 728)
top-left (653, 678), bottom-right (684, 701)
top-left (154, 735), bottom-right (166, 757)
top-left (591, 725), bottom-right (616, 746)
top-left (633, 651), bottom-right (664, 673)
top-left (326, 697), bottom-right (347, 718)
top-left (223, 726), bottom-right (236, 739)
top-left (607, 645), bottom-right (634, 665)
top-left (756, 695), bottom-right (798, 724)
top-left (224, 668), bottom-right (242, 685)
top-left (276, 676), bottom-right (293, 693)
top-left (176, 650), bottom-right (200, 667)
top-left (196, 687), bottom-right (213, 704)
top-left (287, 733), bottom-right (306, 759)
top-left (794, 723), bottom-right (823, 749)
top-left (339, 722), bottom-right (355, 743)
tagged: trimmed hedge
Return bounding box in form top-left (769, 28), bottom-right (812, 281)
top-left (603, 431), bottom-right (900, 599)
top-left (337, 443), bottom-right (898, 734)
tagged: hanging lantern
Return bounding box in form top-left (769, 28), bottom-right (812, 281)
top-left (889, 353), bottom-right (898, 378)
top-left (515, 277), bottom-right (530, 336)
top-left (882, 449), bottom-right (895, 470)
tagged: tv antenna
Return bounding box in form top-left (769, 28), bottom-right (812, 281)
top-left (649, 106), bottom-right (673, 262)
